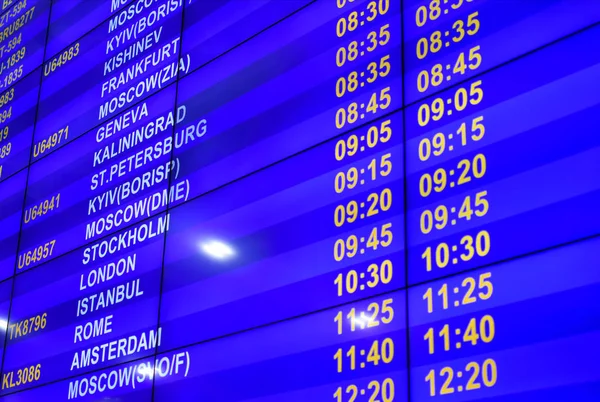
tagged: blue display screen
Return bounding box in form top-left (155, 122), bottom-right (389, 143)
top-left (0, 0), bottom-right (598, 400)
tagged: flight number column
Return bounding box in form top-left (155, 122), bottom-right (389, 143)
top-left (0, 67), bottom-right (39, 182)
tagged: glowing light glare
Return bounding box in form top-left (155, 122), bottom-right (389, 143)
top-left (352, 312), bottom-right (374, 329)
top-left (200, 240), bottom-right (235, 259)
top-left (0, 319), bottom-right (7, 331)
top-left (137, 365), bottom-right (154, 378)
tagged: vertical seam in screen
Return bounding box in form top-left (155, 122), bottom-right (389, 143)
top-left (151, 0), bottom-right (189, 399)
top-left (400, 1), bottom-right (412, 401)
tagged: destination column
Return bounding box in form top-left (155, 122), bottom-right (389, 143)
top-left (1, 213), bottom-right (168, 395)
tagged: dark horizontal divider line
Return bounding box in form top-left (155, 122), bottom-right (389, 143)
top-left (404, 19), bottom-right (600, 108)
top-left (0, 2), bottom-right (54, 397)
top-left (182, 0), bottom-right (317, 76)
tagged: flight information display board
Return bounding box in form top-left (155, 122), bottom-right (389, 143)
top-left (0, 0), bottom-right (598, 400)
